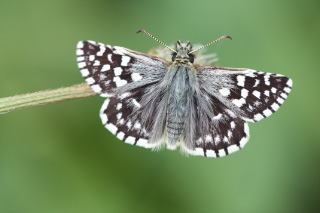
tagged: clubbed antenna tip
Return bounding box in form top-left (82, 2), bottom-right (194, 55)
top-left (136, 29), bottom-right (146, 34)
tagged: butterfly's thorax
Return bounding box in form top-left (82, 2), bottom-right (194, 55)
top-left (166, 62), bottom-right (195, 147)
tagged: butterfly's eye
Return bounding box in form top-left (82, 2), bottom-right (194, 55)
top-left (171, 52), bottom-right (177, 62)
top-left (188, 53), bottom-right (195, 63)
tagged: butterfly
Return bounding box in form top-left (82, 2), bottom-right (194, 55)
top-left (76, 30), bottom-right (292, 158)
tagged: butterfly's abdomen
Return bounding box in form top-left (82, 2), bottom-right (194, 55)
top-left (166, 65), bottom-right (190, 148)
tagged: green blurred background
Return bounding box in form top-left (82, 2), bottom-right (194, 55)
top-left (0, 0), bottom-right (319, 212)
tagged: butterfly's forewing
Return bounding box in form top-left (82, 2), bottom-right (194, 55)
top-left (76, 41), bottom-right (169, 96)
top-left (197, 66), bottom-right (292, 122)
top-left (77, 41), bottom-right (170, 148)
top-left (186, 66), bottom-right (292, 157)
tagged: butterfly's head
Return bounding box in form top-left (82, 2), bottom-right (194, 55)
top-left (171, 41), bottom-right (195, 63)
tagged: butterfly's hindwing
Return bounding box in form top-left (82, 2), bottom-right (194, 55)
top-left (193, 115), bottom-right (249, 158)
top-left (100, 89), bottom-right (158, 149)
top-left (181, 87), bottom-right (250, 157)
top-left (76, 41), bottom-right (169, 97)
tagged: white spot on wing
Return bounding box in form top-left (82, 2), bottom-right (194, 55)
top-left (80, 69), bottom-right (89, 77)
top-left (253, 90), bottom-right (261, 99)
top-left (205, 135), bottom-right (213, 142)
top-left (214, 135), bottom-right (220, 144)
top-left (244, 122), bottom-right (249, 136)
top-left (223, 136), bottom-right (229, 143)
top-left (116, 103), bottom-right (122, 110)
top-left (97, 45), bottom-right (106, 56)
top-left (271, 87), bottom-right (277, 94)
top-left (206, 150), bottom-right (216, 158)
top-left (219, 88), bottom-right (230, 97)
top-left (271, 103), bottom-right (280, 111)
top-left (230, 121), bottom-right (235, 129)
top-left (101, 64), bottom-right (110, 72)
top-left (126, 120), bottom-right (132, 129)
top-left (116, 132), bottom-right (125, 141)
top-left (281, 93), bottom-right (288, 99)
top-left (132, 99), bottom-right (141, 108)
top-left (218, 149), bottom-right (226, 157)
top-left (227, 144), bottom-right (239, 154)
top-left (237, 75), bottom-right (245, 87)
top-left (76, 49), bottom-right (84, 55)
top-left (241, 89), bottom-right (249, 98)
top-left (121, 55), bottom-right (131, 66)
top-left (263, 109), bottom-right (273, 117)
top-left (134, 122), bottom-right (141, 130)
top-left (113, 77), bottom-right (127, 87)
top-left (78, 62), bottom-right (86, 69)
top-left (254, 113), bottom-right (264, 121)
top-left (114, 67), bottom-right (123, 76)
top-left (277, 97), bottom-right (284, 104)
top-left (239, 137), bottom-right (248, 148)
top-left (100, 112), bottom-right (108, 125)
top-left (107, 54), bottom-right (113, 63)
top-left (232, 98), bottom-right (246, 107)
top-left (100, 99), bottom-right (110, 117)
top-left (287, 79), bottom-right (293, 87)
top-left (93, 60), bottom-right (100, 66)
top-left (136, 138), bottom-right (148, 147)
top-left (131, 73), bottom-right (143, 81)
top-left (194, 148), bottom-right (205, 156)
top-left (89, 55), bottom-right (95, 61)
top-left (119, 119), bottom-right (125, 125)
top-left (77, 41), bottom-right (84, 49)
top-left (125, 136), bottom-right (135, 145)
top-left (284, 87), bottom-right (291, 93)
top-left (113, 46), bottom-right (124, 55)
top-left (264, 90), bottom-right (270, 97)
top-left (77, 56), bottom-right (84, 62)
top-left (213, 114), bottom-right (222, 120)
top-left (264, 74), bottom-right (270, 86)
top-left (116, 113), bottom-right (122, 120)
top-left (86, 77), bottom-right (95, 85)
top-left (253, 79), bottom-right (260, 87)
top-left (106, 123), bottom-right (118, 134)
top-left (91, 84), bottom-right (102, 93)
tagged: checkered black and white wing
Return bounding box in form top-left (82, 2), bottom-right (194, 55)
top-left (76, 41), bottom-right (169, 97)
top-left (77, 41), bottom-right (170, 149)
top-left (186, 66), bottom-right (292, 158)
top-left (197, 66), bottom-right (292, 122)
top-left (100, 89), bottom-right (158, 149)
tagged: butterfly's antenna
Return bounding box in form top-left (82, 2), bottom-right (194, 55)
top-left (189, 35), bottom-right (232, 54)
top-left (137, 29), bottom-right (177, 53)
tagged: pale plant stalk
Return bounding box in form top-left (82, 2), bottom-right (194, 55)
top-left (0, 46), bottom-right (216, 115)
top-left (0, 83), bottom-right (95, 114)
